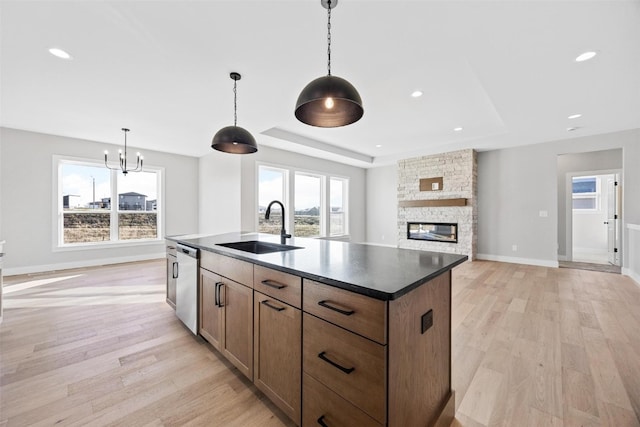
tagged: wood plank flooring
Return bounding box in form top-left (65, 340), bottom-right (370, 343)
top-left (451, 261), bottom-right (640, 427)
top-left (0, 260), bottom-right (295, 427)
top-left (1, 259), bottom-right (639, 426)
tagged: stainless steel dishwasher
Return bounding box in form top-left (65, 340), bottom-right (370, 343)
top-left (175, 243), bottom-right (199, 334)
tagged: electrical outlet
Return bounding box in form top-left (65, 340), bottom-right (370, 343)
top-left (539, 210), bottom-right (548, 217)
top-left (512, 244), bottom-right (518, 252)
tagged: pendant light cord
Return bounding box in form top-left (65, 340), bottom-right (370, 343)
top-left (327, 0), bottom-right (332, 76)
top-left (233, 79), bottom-right (238, 126)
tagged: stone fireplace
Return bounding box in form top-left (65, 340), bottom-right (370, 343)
top-left (397, 149), bottom-right (477, 259)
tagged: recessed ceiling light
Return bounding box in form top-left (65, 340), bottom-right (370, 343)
top-left (575, 51), bottom-right (596, 62)
top-left (567, 127), bottom-right (580, 132)
top-left (411, 90), bottom-right (423, 98)
top-left (375, 144), bottom-right (382, 148)
top-left (49, 47), bottom-right (72, 60)
top-left (453, 127), bottom-right (463, 132)
top-left (568, 114), bottom-right (582, 119)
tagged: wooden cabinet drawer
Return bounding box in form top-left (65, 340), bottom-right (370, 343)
top-left (303, 373), bottom-right (383, 427)
top-left (303, 279), bottom-right (387, 344)
top-left (303, 313), bottom-right (386, 424)
top-left (201, 250), bottom-right (253, 287)
top-left (254, 265), bottom-right (301, 309)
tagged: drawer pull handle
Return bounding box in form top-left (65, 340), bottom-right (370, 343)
top-left (172, 262), bottom-right (178, 279)
top-left (261, 300), bottom-right (285, 312)
top-left (215, 282), bottom-right (225, 307)
top-left (318, 351), bottom-right (355, 374)
top-left (261, 279), bottom-right (286, 289)
top-left (318, 300), bottom-right (355, 316)
top-left (317, 415), bottom-right (329, 427)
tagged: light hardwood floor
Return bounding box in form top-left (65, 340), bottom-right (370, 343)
top-left (1, 259), bottom-right (639, 426)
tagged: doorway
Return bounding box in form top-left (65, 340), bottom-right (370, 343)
top-left (563, 171), bottom-right (622, 273)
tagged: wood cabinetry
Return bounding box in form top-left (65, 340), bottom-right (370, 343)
top-left (199, 252), bottom-right (254, 380)
top-left (303, 313), bottom-right (386, 423)
top-left (302, 274), bottom-right (453, 427)
top-left (254, 291), bottom-right (301, 424)
top-left (303, 373), bottom-right (382, 427)
top-left (165, 243), bottom-right (177, 309)
top-left (199, 268), bottom-right (222, 349)
top-left (253, 265), bottom-right (302, 424)
top-left (192, 246), bottom-right (455, 427)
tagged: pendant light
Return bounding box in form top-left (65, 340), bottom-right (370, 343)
top-left (212, 72), bottom-right (258, 154)
top-left (295, 0), bottom-right (363, 128)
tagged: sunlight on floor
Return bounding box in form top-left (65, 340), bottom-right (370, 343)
top-left (3, 274), bottom-right (84, 294)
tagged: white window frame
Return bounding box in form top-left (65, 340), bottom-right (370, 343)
top-left (256, 162), bottom-right (350, 238)
top-left (329, 176), bottom-right (349, 237)
top-left (256, 164), bottom-right (290, 234)
top-left (294, 171), bottom-right (325, 238)
top-left (572, 175), bottom-right (601, 213)
top-left (53, 155), bottom-right (164, 251)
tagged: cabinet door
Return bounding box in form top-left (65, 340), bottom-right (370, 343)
top-left (200, 268), bottom-right (223, 351)
top-left (254, 291), bottom-right (301, 424)
top-left (166, 254), bottom-right (177, 309)
top-left (222, 279), bottom-right (254, 380)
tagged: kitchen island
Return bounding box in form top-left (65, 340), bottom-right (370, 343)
top-left (167, 232), bottom-right (467, 427)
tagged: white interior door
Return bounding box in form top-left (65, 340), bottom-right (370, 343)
top-left (606, 175), bottom-right (620, 265)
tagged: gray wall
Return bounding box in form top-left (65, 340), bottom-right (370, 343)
top-left (365, 165), bottom-right (398, 246)
top-left (0, 127), bottom-right (199, 273)
top-left (199, 151), bottom-right (241, 235)
top-left (240, 145), bottom-right (366, 243)
top-left (556, 149), bottom-right (622, 259)
top-left (478, 129), bottom-right (639, 268)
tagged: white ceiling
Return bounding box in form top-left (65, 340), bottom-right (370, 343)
top-left (1, 0), bottom-right (639, 168)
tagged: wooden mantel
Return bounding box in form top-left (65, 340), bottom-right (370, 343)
top-left (398, 198), bottom-right (467, 208)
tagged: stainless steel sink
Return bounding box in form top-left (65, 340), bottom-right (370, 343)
top-left (216, 240), bottom-right (303, 254)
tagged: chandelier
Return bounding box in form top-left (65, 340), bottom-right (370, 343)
top-left (104, 128), bottom-right (143, 175)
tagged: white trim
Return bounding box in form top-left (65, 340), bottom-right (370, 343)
top-left (53, 238), bottom-right (163, 252)
top-left (53, 155), bottom-right (164, 248)
top-left (359, 241), bottom-right (398, 248)
top-left (557, 254), bottom-right (569, 261)
top-left (3, 253), bottom-right (165, 277)
top-left (627, 223), bottom-right (640, 231)
top-left (477, 253), bottom-right (559, 268)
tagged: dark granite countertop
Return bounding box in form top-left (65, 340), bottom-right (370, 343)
top-left (167, 232), bottom-right (467, 301)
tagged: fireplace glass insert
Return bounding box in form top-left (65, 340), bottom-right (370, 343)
top-left (407, 222), bottom-right (458, 243)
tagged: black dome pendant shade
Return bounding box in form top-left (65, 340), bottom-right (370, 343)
top-left (295, 75), bottom-right (363, 127)
top-left (295, 0), bottom-right (363, 128)
top-left (212, 72), bottom-right (257, 154)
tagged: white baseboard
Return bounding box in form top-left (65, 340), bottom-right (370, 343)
top-left (360, 241), bottom-right (398, 248)
top-left (3, 253), bottom-right (165, 277)
top-left (476, 253), bottom-right (559, 268)
top-left (622, 267), bottom-right (640, 287)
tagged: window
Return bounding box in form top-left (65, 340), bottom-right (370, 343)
top-left (258, 166), bottom-right (287, 234)
top-left (294, 172), bottom-right (322, 237)
top-left (330, 177), bottom-right (348, 236)
top-left (61, 163), bottom-right (111, 244)
top-left (57, 157), bottom-right (161, 247)
top-left (117, 171), bottom-right (159, 240)
top-left (572, 176), bottom-right (599, 211)
top-left (257, 164), bottom-right (349, 238)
